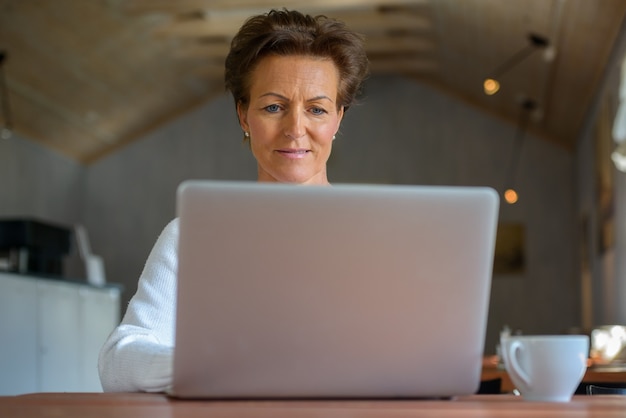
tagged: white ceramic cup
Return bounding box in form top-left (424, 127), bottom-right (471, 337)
top-left (500, 335), bottom-right (589, 402)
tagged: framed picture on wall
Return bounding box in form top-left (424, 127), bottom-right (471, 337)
top-left (493, 222), bottom-right (526, 275)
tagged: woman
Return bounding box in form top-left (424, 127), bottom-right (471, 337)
top-left (98, 8), bottom-right (369, 392)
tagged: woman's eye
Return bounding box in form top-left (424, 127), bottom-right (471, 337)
top-left (311, 107), bottom-right (327, 115)
top-left (264, 104), bottom-right (281, 113)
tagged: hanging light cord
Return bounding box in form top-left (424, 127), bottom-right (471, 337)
top-left (493, 34), bottom-right (549, 79)
top-left (505, 99), bottom-right (537, 190)
top-left (484, 33), bottom-right (550, 95)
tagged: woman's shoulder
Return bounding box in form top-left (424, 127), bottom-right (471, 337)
top-left (163, 218), bottom-right (179, 234)
top-left (150, 218), bottom-right (179, 251)
top-left (159, 218), bottom-right (180, 237)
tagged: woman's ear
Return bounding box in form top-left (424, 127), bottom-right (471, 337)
top-left (236, 101), bottom-right (249, 133)
top-left (335, 106), bottom-right (345, 133)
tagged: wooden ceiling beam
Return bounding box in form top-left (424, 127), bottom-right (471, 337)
top-left (7, 78), bottom-right (116, 145)
top-left (172, 43), bottom-right (231, 60)
top-left (154, 9), bottom-right (432, 38)
top-left (191, 64), bottom-right (229, 79)
top-left (154, 17), bottom-right (244, 38)
top-left (369, 57), bottom-right (438, 74)
top-left (121, 0), bottom-right (431, 15)
top-left (335, 12), bottom-right (433, 33)
top-left (365, 37), bottom-right (435, 54)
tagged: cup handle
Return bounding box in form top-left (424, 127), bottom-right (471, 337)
top-left (508, 340), bottom-right (532, 391)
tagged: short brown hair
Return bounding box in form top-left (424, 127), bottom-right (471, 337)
top-left (225, 9), bottom-right (369, 111)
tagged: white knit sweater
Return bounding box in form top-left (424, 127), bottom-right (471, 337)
top-left (98, 219), bottom-right (179, 392)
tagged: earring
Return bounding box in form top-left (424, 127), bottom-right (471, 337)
top-left (332, 135), bottom-right (336, 140)
top-left (243, 132), bottom-right (250, 141)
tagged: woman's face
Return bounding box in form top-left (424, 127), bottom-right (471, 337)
top-left (237, 55), bottom-right (344, 185)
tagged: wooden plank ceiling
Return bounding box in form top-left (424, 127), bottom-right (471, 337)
top-left (0, 0), bottom-right (624, 164)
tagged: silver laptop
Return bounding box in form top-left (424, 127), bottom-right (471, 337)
top-left (171, 180), bottom-right (499, 399)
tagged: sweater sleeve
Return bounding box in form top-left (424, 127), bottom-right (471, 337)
top-left (98, 219), bottom-right (179, 392)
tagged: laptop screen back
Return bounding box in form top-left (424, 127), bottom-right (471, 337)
top-left (172, 181), bottom-right (499, 399)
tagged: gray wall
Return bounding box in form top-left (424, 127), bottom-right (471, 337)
top-left (83, 75), bottom-right (578, 354)
top-left (0, 133), bottom-right (83, 224)
top-left (3, 75), bottom-right (580, 355)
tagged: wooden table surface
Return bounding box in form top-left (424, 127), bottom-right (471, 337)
top-left (1, 392), bottom-right (626, 418)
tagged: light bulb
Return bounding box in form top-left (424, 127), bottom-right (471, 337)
top-left (483, 78), bottom-right (500, 95)
top-left (504, 189), bottom-right (518, 204)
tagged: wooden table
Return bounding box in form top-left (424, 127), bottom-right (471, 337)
top-left (481, 356), bottom-right (626, 393)
top-left (1, 392), bottom-right (625, 418)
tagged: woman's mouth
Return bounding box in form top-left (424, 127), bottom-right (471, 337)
top-left (276, 149), bottom-right (310, 159)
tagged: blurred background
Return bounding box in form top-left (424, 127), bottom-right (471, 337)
top-left (1, 0), bottom-right (625, 391)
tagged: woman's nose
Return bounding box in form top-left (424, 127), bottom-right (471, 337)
top-left (283, 109), bottom-right (305, 139)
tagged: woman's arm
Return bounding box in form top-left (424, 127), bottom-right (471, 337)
top-left (98, 219), bottom-right (179, 392)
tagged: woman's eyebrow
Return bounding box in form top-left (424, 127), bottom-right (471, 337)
top-left (308, 95), bottom-right (335, 104)
top-left (259, 92), bottom-right (335, 103)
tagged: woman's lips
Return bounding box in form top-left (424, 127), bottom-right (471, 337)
top-left (276, 149), bottom-right (310, 159)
